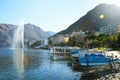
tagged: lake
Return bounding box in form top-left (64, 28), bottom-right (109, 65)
top-left (0, 48), bottom-right (82, 80)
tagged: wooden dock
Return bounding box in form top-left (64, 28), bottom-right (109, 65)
top-left (50, 46), bottom-right (72, 60)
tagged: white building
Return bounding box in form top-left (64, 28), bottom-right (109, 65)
top-left (100, 23), bottom-right (120, 35)
top-left (41, 39), bottom-right (48, 47)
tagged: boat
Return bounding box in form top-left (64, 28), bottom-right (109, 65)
top-left (78, 53), bottom-right (119, 66)
top-left (71, 48), bottom-right (88, 62)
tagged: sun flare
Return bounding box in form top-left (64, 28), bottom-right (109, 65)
top-left (99, 14), bottom-right (104, 19)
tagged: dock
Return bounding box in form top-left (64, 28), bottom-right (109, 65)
top-left (50, 46), bottom-right (71, 53)
top-left (50, 46), bottom-right (72, 60)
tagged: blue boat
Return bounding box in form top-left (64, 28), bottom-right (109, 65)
top-left (78, 53), bottom-right (119, 66)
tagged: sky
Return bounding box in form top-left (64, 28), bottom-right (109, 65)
top-left (0, 0), bottom-right (120, 32)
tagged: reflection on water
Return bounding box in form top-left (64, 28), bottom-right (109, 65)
top-left (0, 49), bottom-right (81, 80)
top-left (13, 49), bottom-right (24, 80)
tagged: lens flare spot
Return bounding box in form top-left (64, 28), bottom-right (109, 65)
top-left (100, 14), bottom-right (104, 19)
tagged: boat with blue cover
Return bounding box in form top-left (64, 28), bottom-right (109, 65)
top-left (78, 53), bottom-right (119, 66)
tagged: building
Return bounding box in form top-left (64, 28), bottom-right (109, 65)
top-left (63, 37), bottom-right (69, 43)
top-left (41, 39), bottom-right (48, 47)
top-left (100, 23), bottom-right (120, 35)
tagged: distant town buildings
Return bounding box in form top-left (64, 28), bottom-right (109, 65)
top-left (70, 30), bottom-right (85, 37)
top-left (51, 35), bottom-right (65, 44)
top-left (50, 30), bottom-right (86, 44)
top-left (100, 23), bottom-right (120, 35)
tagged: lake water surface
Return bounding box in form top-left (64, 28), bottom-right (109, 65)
top-left (0, 48), bottom-right (82, 80)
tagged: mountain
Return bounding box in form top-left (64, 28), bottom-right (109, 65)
top-left (0, 23), bottom-right (54, 47)
top-left (45, 31), bottom-right (56, 38)
top-left (0, 23), bottom-right (16, 47)
top-left (24, 23), bottom-right (47, 40)
top-left (58, 4), bottom-right (120, 35)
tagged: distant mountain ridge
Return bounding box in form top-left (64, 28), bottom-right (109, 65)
top-left (58, 4), bottom-right (120, 35)
top-left (45, 31), bottom-right (56, 38)
top-left (24, 23), bottom-right (47, 40)
top-left (0, 23), bottom-right (16, 47)
top-left (0, 23), bottom-right (55, 47)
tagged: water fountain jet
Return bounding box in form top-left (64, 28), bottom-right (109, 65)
top-left (12, 21), bottom-right (24, 48)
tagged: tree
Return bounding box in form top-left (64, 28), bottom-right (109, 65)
top-left (30, 40), bottom-right (41, 48)
top-left (116, 33), bottom-right (120, 49)
top-left (68, 35), bottom-right (84, 47)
